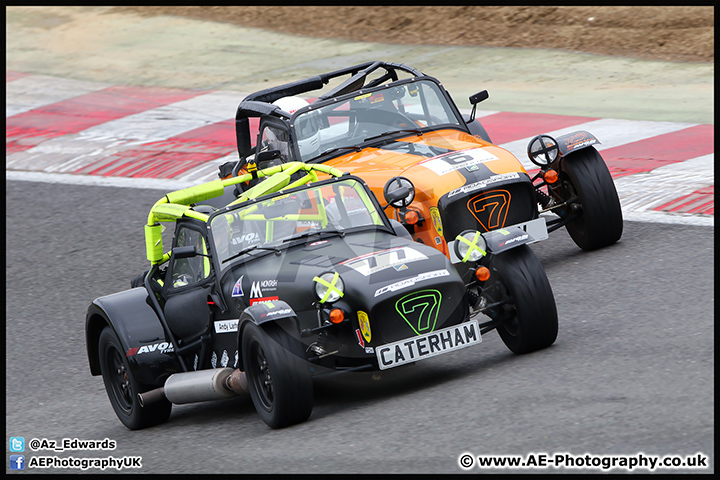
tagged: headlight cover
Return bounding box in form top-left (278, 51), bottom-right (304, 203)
top-left (527, 135), bottom-right (559, 167)
top-left (313, 272), bottom-right (345, 303)
top-left (454, 230), bottom-right (487, 263)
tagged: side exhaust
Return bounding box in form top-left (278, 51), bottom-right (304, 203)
top-left (138, 368), bottom-right (248, 407)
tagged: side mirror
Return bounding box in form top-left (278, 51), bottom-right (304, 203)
top-left (467, 90), bottom-right (489, 123)
top-left (469, 90), bottom-right (489, 106)
top-left (383, 177), bottom-right (415, 208)
top-left (172, 246), bottom-right (198, 259)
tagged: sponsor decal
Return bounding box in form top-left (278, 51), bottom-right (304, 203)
top-left (420, 148), bottom-right (498, 176)
top-left (250, 296), bottom-right (279, 305)
top-left (358, 311), bottom-right (372, 343)
top-left (561, 131), bottom-right (598, 154)
top-left (221, 350), bottom-right (229, 368)
top-left (447, 172), bottom-right (520, 198)
top-left (393, 264), bottom-right (408, 272)
top-left (365, 347), bottom-right (375, 354)
top-left (126, 341), bottom-right (174, 357)
top-left (214, 319), bottom-right (239, 334)
top-left (308, 240), bottom-right (329, 247)
top-left (499, 234), bottom-right (529, 247)
top-left (430, 206), bottom-right (443, 236)
top-left (232, 275), bottom-right (244, 297)
top-left (260, 308), bottom-right (292, 318)
top-left (467, 189), bottom-right (511, 231)
top-left (244, 278), bottom-right (279, 304)
top-left (231, 232), bottom-right (260, 246)
top-left (340, 246), bottom-right (427, 276)
top-left (374, 269), bottom-right (450, 297)
top-left (395, 289), bottom-right (442, 335)
top-left (376, 320), bottom-right (481, 370)
top-left (250, 279), bottom-right (278, 297)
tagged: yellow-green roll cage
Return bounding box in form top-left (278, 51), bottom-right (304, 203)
top-left (144, 161), bottom-right (346, 265)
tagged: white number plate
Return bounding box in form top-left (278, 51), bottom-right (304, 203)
top-left (376, 320), bottom-right (482, 370)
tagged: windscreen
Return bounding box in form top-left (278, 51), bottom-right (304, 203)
top-left (293, 79), bottom-right (462, 162)
top-left (210, 179), bottom-right (385, 269)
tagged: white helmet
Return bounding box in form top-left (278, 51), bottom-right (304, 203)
top-left (273, 96), bottom-right (321, 159)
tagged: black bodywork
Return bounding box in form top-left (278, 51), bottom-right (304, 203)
top-left (86, 175), bottom-right (470, 389)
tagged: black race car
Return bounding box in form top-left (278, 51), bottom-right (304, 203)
top-left (85, 162), bottom-right (557, 429)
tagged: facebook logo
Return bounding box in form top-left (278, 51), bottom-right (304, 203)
top-left (10, 455), bottom-right (25, 470)
top-left (9, 437), bottom-right (25, 452)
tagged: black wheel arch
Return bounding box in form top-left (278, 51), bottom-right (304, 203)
top-left (235, 300), bottom-right (302, 371)
top-left (85, 287), bottom-right (168, 378)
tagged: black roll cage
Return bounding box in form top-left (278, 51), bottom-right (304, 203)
top-left (234, 61), bottom-right (469, 160)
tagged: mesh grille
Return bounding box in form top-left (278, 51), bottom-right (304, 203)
top-left (438, 182), bottom-right (536, 242)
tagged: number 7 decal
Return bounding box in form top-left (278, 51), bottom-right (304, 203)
top-left (467, 189), bottom-right (511, 231)
top-left (395, 289), bottom-right (442, 335)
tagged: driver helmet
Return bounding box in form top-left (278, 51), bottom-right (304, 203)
top-left (273, 96), bottom-right (321, 159)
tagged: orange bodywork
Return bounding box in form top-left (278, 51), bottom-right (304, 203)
top-left (317, 129), bottom-right (530, 255)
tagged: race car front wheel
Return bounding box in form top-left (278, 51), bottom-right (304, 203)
top-left (488, 245), bottom-right (558, 354)
top-left (98, 327), bottom-right (172, 430)
top-left (242, 322), bottom-right (313, 428)
top-left (560, 147), bottom-right (623, 250)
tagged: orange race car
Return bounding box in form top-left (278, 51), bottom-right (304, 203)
top-left (202, 60), bottom-right (631, 360)
top-left (216, 61), bottom-right (623, 267)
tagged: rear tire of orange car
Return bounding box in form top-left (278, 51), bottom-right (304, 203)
top-left (98, 327), bottom-right (172, 430)
top-left (242, 322), bottom-right (313, 429)
top-left (489, 245), bottom-right (558, 354)
top-left (561, 147), bottom-right (623, 250)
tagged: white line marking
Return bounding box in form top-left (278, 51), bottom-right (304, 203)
top-left (6, 170), bottom-right (196, 191)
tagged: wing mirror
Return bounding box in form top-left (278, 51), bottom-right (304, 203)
top-left (172, 245), bottom-right (211, 259)
top-left (467, 90), bottom-right (489, 123)
top-left (172, 246), bottom-right (199, 259)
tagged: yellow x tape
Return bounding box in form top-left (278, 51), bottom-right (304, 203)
top-left (457, 231), bottom-right (487, 263)
top-left (312, 272), bottom-right (344, 303)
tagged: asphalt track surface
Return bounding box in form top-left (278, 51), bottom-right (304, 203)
top-left (5, 180), bottom-right (714, 474)
top-left (4, 6), bottom-right (715, 475)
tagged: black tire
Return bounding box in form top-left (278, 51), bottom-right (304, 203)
top-left (242, 322), bottom-right (313, 428)
top-left (487, 245), bottom-right (558, 354)
top-left (561, 147), bottom-right (623, 250)
top-left (98, 327), bottom-right (172, 430)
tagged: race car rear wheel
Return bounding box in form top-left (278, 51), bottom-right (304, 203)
top-left (242, 322), bottom-right (313, 428)
top-left (487, 245), bottom-right (558, 354)
top-left (98, 327), bottom-right (172, 430)
top-left (560, 147), bottom-right (623, 250)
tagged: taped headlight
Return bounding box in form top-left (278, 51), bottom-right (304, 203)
top-left (527, 135), bottom-right (559, 166)
top-left (454, 230), bottom-right (487, 263)
top-left (313, 272), bottom-right (345, 303)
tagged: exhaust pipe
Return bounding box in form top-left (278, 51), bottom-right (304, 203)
top-left (138, 368), bottom-right (248, 407)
